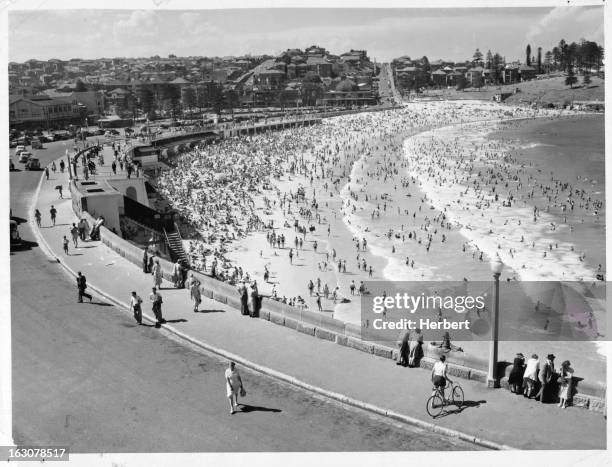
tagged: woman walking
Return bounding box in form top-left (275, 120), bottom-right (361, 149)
top-left (225, 361), bottom-right (245, 415)
top-left (558, 360), bottom-right (574, 409)
top-left (190, 275), bottom-right (202, 312)
top-left (152, 259), bottom-right (163, 289)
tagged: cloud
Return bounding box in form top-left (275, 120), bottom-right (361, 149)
top-left (525, 6), bottom-right (603, 49)
top-left (113, 10), bottom-right (159, 40)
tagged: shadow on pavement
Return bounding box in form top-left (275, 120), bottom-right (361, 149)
top-left (165, 318), bottom-right (188, 323)
top-left (11, 240), bottom-right (39, 252)
top-left (239, 404), bottom-right (282, 414)
top-left (196, 309), bottom-right (226, 314)
top-left (437, 400), bottom-right (487, 418)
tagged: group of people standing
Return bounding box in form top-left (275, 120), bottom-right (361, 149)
top-left (238, 280), bottom-right (260, 317)
top-left (508, 352), bottom-right (575, 408)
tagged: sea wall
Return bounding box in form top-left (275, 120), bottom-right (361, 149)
top-left (92, 225), bottom-right (606, 412)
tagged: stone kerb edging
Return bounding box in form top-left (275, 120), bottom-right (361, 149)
top-left (93, 216), bottom-right (606, 413)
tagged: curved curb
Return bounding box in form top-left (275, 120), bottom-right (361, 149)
top-left (28, 169), bottom-right (57, 261)
top-left (29, 156), bottom-right (516, 453)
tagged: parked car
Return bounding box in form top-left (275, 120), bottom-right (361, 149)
top-left (9, 140), bottom-right (18, 148)
top-left (10, 219), bottom-right (22, 250)
top-left (18, 151), bottom-right (32, 163)
top-left (15, 145), bottom-right (26, 156)
top-left (25, 157), bottom-right (40, 170)
top-left (41, 134), bottom-right (55, 142)
top-left (31, 138), bottom-right (44, 149)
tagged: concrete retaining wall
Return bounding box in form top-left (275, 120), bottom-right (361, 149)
top-left (92, 224), bottom-right (607, 412)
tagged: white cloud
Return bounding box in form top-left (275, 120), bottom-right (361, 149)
top-left (525, 6), bottom-right (603, 49)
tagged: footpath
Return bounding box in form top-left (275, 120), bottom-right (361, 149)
top-left (29, 146), bottom-right (606, 451)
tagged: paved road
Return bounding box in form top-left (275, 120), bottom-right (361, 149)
top-left (377, 63), bottom-right (401, 106)
top-left (10, 140), bottom-right (477, 451)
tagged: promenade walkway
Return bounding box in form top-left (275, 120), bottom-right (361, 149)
top-left (30, 145), bottom-right (606, 451)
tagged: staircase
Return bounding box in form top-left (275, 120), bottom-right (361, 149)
top-left (164, 228), bottom-right (190, 267)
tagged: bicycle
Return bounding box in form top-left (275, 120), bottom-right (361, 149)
top-left (426, 381), bottom-right (464, 418)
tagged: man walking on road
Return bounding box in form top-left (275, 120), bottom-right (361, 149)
top-left (76, 271), bottom-right (92, 303)
top-left (149, 287), bottom-right (165, 327)
top-left (130, 291), bottom-right (143, 325)
top-left (34, 209), bottom-right (41, 228)
top-left (63, 236), bottom-right (70, 255)
top-left (45, 166), bottom-right (49, 180)
top-left (50, 205), bottom-right (57, 226)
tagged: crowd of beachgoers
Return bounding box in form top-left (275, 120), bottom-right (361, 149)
top-left (153, 101), bottom-right (595, 310)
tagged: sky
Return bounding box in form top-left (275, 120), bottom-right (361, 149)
top-left (8, 6), bottom-right (604, 63)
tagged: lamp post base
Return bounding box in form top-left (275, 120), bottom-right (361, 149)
top-left (487, 379), bottom-right (500, 389)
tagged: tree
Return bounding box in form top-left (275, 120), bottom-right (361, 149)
top-left (537, 47), bottom-right (542, 73)
top-left (181, 87), bottom-right (197, 114)
top-left (485, 50), bottom-right (493, 69)
top-left (565, 68), bottom-right (577, 88)
top-left (472, 49), bottom-right (483, 67)
top-left (75, 79), bottom-right (87, 92)
top-left (552, 47), bottom-right (561, 69)
top-left (209, 86), bottom-right (224, 115)
top-left (139, 87), bottom-right (156, 119)
top-left (223, 89), bottom-right (239, 116)
top-left (526, 44), bottom-right (531, 66)
top-left (582, 71), bottom-right (591, 87)
top-left (544, 51), bottom-right (553, 73)
top-left (420, 56), bottom-right (431, 74)
top-left (160, 84), bottom-right (181, 119)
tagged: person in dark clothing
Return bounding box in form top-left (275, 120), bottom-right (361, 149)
top-left (238, 282), bottom-right (249, 316)
top-left (396, 331), bottom-right (410, 366)
top-left (508, 353), bottom-right (526, 394)
top-left (142, 249), bottom-right (149, 273)
top-left (76, 271), bottom-right (92, 303)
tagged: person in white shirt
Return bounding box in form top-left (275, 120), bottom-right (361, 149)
top-left (225, 361), bottom-right (244, 415)
top-left (130, 291), bottom-right (143, 325)
top-left (431, 355), bottom-right (452, 399)
top-left (522, 354), bottom-right (540, 399)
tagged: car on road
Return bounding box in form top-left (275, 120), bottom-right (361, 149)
top-left (104, 129), bottom-right (120, 136)
top-left (41, 134), bottom-right (55, 142)
top-left (10, 219), bottom-right (22, 249)
top-left (15, 145), bottom-right (26, 156)
top-left (31, 138), bottom-right (44, 149)
top-left (18, 151), bottom-right (32, 163)
top-left (25, 157), bottom-right (40, 170)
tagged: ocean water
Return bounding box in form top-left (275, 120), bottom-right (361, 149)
top-left (341, 115), bottom-right (604, 284)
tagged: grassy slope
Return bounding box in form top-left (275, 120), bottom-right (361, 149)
top-left (418, 75), bottom-right (604, 104)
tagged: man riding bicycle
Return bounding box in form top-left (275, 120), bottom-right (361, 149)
top-left (431, 354), bottom-right (453, 400)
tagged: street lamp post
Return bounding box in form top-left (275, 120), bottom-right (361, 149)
top-left (488, 255), bottom-right (504, 388)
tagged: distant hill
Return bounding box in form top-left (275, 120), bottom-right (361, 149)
top-left (418, 75), bottom-right (604, 106)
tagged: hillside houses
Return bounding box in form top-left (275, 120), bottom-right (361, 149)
top-left (8, 45), bottom-right (382, 129)
top-left (391, 55), bottom-right (541, 94)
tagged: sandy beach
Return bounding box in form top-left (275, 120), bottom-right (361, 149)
top-left (153, 101), bottom-right (606, 381)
